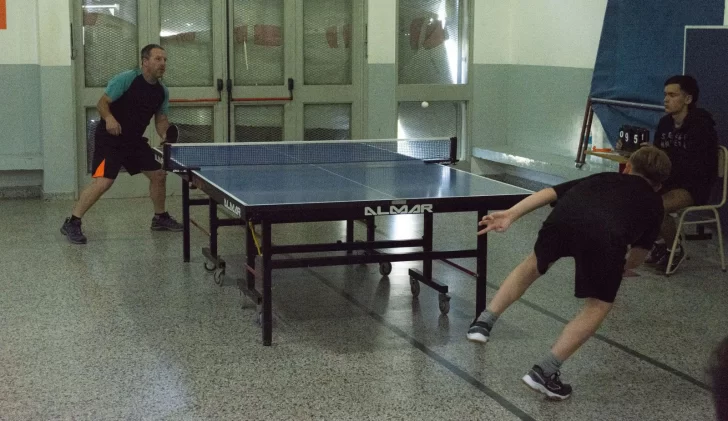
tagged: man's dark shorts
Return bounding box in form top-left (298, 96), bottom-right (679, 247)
top-left (91, 129), bottom-right (160, 179)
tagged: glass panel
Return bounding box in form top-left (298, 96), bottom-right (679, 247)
top-left (398, 0), bottom-right (462, 84)
top-left (166, 107), bottom-right (214, 143)
top-left (235, 106), bottom-right (284, 142)
top-left (233, 0), bottom-right (285, 86)
top-left (160, 0), bottom-right (213, 87)
top-left (397, 101), bottom-right (459, 139)
top-left (304, 104), bottom-right (351, 140)
top-left (82, 0), bottom-right (138, 88)
top-left (304, 0), bottom-right (352, 85)
top-left (86, 108), bottom-right (101, 174)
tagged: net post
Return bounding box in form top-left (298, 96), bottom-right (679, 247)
top-left (449, 137), bottom-right (458, 164)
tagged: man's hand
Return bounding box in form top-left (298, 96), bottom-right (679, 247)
top-left (105, 116), bottom-right (122, 136)
top-left (478, 211), bottom-right (515, 235)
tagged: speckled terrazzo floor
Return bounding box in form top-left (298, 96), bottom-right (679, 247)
top-left (1, 191), bottom-right (725, 420)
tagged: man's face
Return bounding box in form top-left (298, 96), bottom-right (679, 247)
top-left (143, 48), bottom-right (167, 79)
top-left (663, 83), bottom-right (691, 115)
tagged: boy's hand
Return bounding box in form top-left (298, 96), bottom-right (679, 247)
top-left (478, 211), bottom-right (514, 235)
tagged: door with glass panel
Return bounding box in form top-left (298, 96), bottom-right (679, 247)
top-left (231, 0), bottom-right (364, 142)
top-left (75, 0), bottom-right (226, 197)
top-left (75, 0), bottom-right (365, 197)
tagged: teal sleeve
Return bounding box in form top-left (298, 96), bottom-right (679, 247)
top-left (159, 84), bottom-right (170, 115)
top-left (104, 70), bottom-right (139, 101)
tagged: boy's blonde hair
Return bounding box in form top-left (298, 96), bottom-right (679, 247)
top-left (628, 146), bottom-right (671, 186)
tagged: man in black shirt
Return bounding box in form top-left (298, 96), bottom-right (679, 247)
top-left (467, 146), bottom-right (671, 400)
top-left (648, 75), bottom-right (718, 272)
top-left (60, 44), bottom-right (182, 244)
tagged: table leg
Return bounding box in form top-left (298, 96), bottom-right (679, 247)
top-left (476, 210), bottom-right (488, 316)
top-left (261, 220), bottom-right (272, 346)
top-left (182, 180), bottom-right (190, 262)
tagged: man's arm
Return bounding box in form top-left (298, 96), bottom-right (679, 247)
top-left (155, 112), bottom-right (170, 140)
top-left (97, 94), bottom-right (121, 136)
top-left (624, 247), bottom-right (649, 270)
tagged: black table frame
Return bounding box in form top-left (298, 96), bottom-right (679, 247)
top-left (156, 148), bottom-right (527, 346)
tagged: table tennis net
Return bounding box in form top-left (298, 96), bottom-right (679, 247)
top-left (165, 138), bottom-right (456, 168)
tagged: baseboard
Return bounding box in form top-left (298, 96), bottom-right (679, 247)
top-left (0, 186), bottom-right (42, 199)
top-left (43, 192), bottom-right (75, 201)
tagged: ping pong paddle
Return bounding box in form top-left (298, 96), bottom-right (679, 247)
top-left (164, 124), bottom-right (179, 144)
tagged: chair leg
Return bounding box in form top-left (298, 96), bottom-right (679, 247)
top-left (666, 213), bottom-right (687, 276)
top-left (712, 209), bottom-right (726, 272)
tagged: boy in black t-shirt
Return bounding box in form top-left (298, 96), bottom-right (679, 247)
top-left (467, 146), bottom-right (671, 400)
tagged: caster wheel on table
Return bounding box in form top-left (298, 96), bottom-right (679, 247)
top-left (438, 294), bottom-right (451, 314)
top-left (204, 261), bottom-right (216, 272)
top-left (409, 277), bottom-right (421, 297)
top-left (214, 268), bottom-right (225, 286)
top-left (379, 262), bottom-right (392, 276)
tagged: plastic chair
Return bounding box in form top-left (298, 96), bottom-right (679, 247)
top-left (666, 145), bottom-right (728, 276)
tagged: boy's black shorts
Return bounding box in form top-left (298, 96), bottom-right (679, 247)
top-left (534, 223), bottom-right (626, 303)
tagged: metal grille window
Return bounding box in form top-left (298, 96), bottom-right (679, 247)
top-left (159, 0), bottom-right (213, 87)
top-left (166, 107), bottom-right (215, 143)
top-left (304, 104), bottom-right (351, 141)
top-left (82, 0), bottom-right (138, 88)
top-left (233, 0), bottom-right (285, 86)
top-left (398, 0), bottom-right (466, 85)
top-left (304, 0), bottom-right (353, 85)
top-left (85, 109), bottom-right (101, 173)
top-left (397, 101), bottom-right (462, 140)
top-left (234, 106), bottom-right (284, 142)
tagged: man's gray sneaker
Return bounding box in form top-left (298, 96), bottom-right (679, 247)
top-left (61, 218), bottom-right (87, 244)
top-left (151, 213), bottom-right (183, 232)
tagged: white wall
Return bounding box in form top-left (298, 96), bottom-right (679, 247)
top-left (0, 0), bottom-right (39, 64)
top-left (474, 0), bottom-right (607, 69)
top-left (0, 0), bottom-right (74, 197)
top-left (510, 0), bottom-right (607, 68)
top-left (473, 0), bottom-right (512, 65)
top-left (38, 0), bottom-right (72, 66)
top-left (368, 0), bottom-right (396, 64)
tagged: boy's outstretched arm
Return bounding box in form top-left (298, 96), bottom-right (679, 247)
top-left (478, 187), bottom-right (558, 235)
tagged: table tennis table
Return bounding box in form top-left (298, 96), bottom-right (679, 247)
top-left (154, 138), bottom-right (529, 345)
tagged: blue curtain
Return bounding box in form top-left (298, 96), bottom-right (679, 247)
top-left (590, 0), bottom-right (724, 146)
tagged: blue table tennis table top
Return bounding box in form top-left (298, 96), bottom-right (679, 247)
top-left (186, 159), bottom-right (530, 207)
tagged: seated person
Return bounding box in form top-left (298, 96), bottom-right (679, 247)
top-left (618, 75), bottom-right (718, 272)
